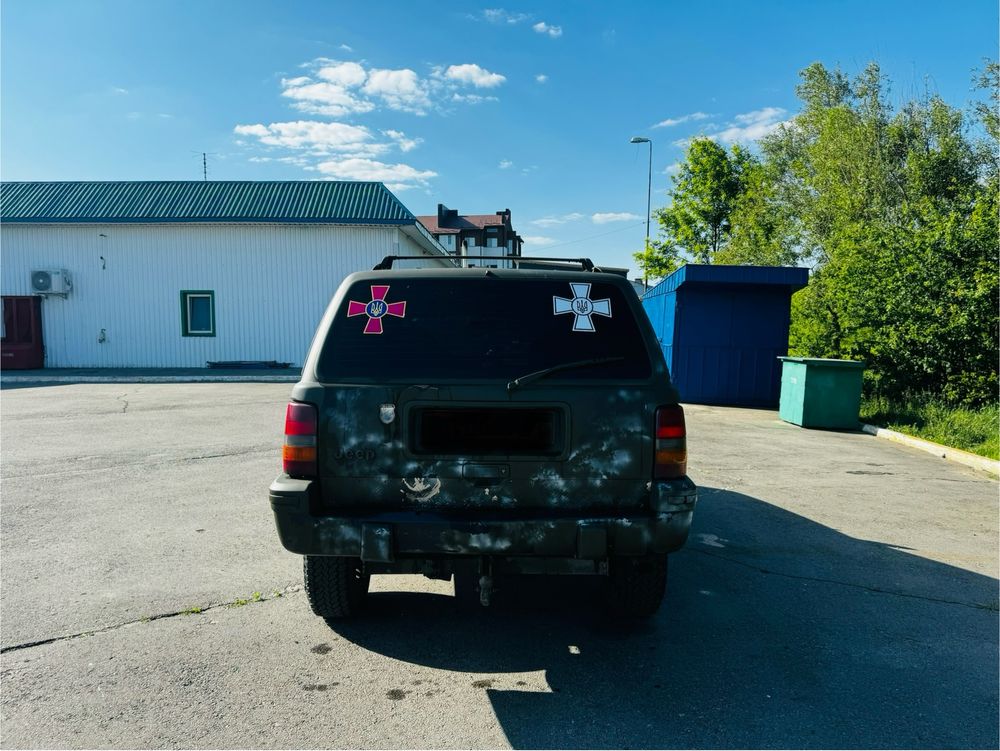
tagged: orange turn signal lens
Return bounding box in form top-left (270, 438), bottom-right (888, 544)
top-left (654, 448), bottom-right (687, 478)
top-left (282, 445), bottom-right (316, 463)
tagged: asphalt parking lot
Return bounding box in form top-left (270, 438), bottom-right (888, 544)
top-left (1, 382), bottom-right (997, 749)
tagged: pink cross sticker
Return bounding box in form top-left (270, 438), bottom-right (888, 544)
top-left (347, 285), bottom-right (407, 334)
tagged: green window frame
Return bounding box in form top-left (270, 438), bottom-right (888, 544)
top-left (180, 290), bottom-right (216, 337)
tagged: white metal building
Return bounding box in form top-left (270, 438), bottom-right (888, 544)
top-left (0, 181), bottom-right (452, 368)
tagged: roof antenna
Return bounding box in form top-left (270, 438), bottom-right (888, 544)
top-left (190, 150), bottom-right (217, 181)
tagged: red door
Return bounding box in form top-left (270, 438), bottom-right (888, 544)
top-left (1, 296), bottom-right (44, 370)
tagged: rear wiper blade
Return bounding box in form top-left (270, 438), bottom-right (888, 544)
top-left (507, 356), bottom-right (626, 393)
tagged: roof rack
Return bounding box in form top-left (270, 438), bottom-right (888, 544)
top-left (372, 255), bottom-right (596, 271)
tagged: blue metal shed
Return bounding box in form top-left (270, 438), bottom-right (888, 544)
top-left (642, 264), bottom-right (809, 407)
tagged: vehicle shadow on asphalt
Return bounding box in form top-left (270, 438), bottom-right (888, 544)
top-left (325, 487), bottom-right (999, 749)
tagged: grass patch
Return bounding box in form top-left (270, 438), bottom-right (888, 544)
top-left (861, 396), bottom-right (999, 460)
top-left (228, 591), bottom-right (265, 608)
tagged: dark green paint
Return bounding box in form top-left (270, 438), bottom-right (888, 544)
top-left (270, 267), bottom-right (698, 578)
top-left (0, 181), bottom-right (415, 224)
top-left (180, 290), bottom-right (215, 337)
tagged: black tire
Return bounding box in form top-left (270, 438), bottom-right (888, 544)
top-left (605, 554), bottom-right (668, 618)
top-left (303, 556), bottom-right (370, 620)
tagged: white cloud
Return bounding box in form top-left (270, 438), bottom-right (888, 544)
top-left (282, 80), bottom-right (375, 117)
top-left (592, 212), bottom-right (641, 224)
top-left (535, 74), bottom-right (548, 83)
top-left (715, 107), bottom-right (789, 144)
top-left (498, 159), bottom-right (513, 169)
top-left (530, 212), bottom-right (583, 227)
top-left (234, 121), bottom-right (380, 155)
top-left (363, 68), bottom-right (431, 115)
top-left (279, 58), bottom-right (507, 118)
top-left (532, 21), bottom-right (562, 38)
top-left (317, 61), bottom-right (367, 87)
top-left (315, 157), bottom-right (437, 191)
top-left (663, 162), bottom-right (682, 176)
top-left (523, 235), bottom-right (557, 246)
top-left (110, 86), bottom-right (129, 95)
top-left (443, 63), bottom-right (506, 88)
top-left (651, 111), bottom-right (710, 129)
top-left (236, 121), bottom-right (435, 190)
top-left (451, 93), bottom-right (498, 104)
top-left (234, 123), bottom-right (270, 138)
top-left (734, 106), bottom-right (785, 124)
top-left (339, 43), bottom-right (354, 52)
top-left (382, 129), bottom-right (422, 152)
top-left (482, 8), bottom-right (530, 24)
top-left (666, 107), bottom-right (789, 150)
top-left (238, 56), bottom-right (518, 190)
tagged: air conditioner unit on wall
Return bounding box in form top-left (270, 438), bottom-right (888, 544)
top-left (30, 269), bottom-right (72, 296)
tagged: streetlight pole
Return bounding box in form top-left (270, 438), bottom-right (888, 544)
top-left (630, 136), bottom-right (652, 290)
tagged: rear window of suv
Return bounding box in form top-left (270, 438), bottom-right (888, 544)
top-left (317, 277), bottom-right (653, 382)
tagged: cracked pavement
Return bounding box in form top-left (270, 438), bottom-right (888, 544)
top-left (1, 383), bottom-right (997, 748)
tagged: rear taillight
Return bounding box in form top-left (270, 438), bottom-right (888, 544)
top-left (654, 405), bottom-right (687, 479)
top-left (283, 402), bottom-right (317, 477)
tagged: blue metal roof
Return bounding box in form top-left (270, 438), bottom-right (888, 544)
top-left (0, 181), bottom-right (418, 224)
top-left (644, 263), bottom-right (809, 297)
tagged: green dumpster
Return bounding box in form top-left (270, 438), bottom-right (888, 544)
top-left (777, 357), bottom-right (865, 429)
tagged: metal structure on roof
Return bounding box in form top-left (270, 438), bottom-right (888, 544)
top-left (0, 181), bottom-right (417, 224)
top-left (643, 263), bottom-right (810, 297)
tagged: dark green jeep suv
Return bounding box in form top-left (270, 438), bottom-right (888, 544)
top-left (269, 259), bottom-right (697, 619)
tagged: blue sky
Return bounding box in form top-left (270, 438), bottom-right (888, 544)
top-left (2, 0), bottom-right (996, 275)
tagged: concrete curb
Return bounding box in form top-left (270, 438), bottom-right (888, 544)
top-left (1, 375), bottom-right (299, 384)
top-left (861, 423), bottom-right (999, 476)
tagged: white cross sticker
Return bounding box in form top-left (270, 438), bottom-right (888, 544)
top-left (553, 283), bottom-right (612, 332)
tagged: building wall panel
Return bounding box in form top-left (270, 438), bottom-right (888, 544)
top-left (0, 223), bottom-right (433, 367)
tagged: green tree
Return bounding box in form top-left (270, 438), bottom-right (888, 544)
top-left (632, 238), bottom-right (680, 286)
top-left (973, 60), bottom-right (999, 144)
top-left (769, 61), bottom-right (998, 405)
top-left (652, 139), bottom-right (750, 264)
top-left (717, 158), bottom-right (803, 266)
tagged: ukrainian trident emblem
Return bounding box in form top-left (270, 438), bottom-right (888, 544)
top-left (347, 285), bottom-right (406, 334)
top-left (553, 283), bottom-right (612, 332)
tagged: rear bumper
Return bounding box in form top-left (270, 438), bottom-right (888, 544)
top-left (269, 475), bottom-right (696, 561)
